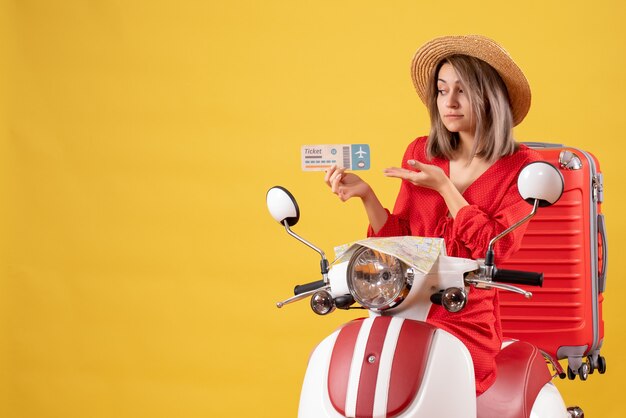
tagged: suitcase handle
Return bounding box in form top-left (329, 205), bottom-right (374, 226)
top-left (493, 269), bottom-right (543, 287)
top-left (521, 142), bottom-right (565, 148)
top-left (598, 213), bottom-right (608, 293)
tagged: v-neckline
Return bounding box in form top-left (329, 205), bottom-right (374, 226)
top-left (444, 157), bottom-right (501, 197)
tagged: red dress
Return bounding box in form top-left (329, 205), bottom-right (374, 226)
top-left (368, 136), bottom-right (540, 394)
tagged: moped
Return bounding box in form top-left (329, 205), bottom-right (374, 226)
top-left (266, 161), bottom-right (584, 418)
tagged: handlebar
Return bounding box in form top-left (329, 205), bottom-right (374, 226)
top-left (493, 268), bottom-right (543, 287)
top-left (294, 280), bottom-right (327, 295)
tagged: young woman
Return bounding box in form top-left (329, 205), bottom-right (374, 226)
top-left (323, 35), bottom-right (541, 395)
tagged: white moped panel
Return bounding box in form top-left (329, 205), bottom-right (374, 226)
top-left (328, 261), bottom-right (350, 297)
top-left (388, 255), bottom-right (477, 322)
top-left (529, 382), bottom-right (569, 418)
top-left (395, 328), bottom-right (476, 418)
top-left (329, 256), bottom-right (477, 323)
top-left (298, 330), bottom-right (344, 418)
top-left (298, 324), bottom-right (476, 418)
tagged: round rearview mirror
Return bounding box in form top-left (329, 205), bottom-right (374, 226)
top-left (266, 186), bottom-right (300, 226)
top-left (517, 161), bottom-right (564, 207)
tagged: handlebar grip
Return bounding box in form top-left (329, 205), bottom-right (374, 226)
top-left (294, 280), bottom-right (326, 295)
top-left (493, 269), bottom-right (544, 287)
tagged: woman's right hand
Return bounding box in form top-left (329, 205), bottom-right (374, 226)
top-left (324, 165), bottom-right (372, 202)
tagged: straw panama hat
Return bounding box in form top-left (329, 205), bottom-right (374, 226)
top-left (411, 35), bottom-right (531, 126)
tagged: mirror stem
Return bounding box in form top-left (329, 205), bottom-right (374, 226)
top-left (283, 220), bottom-right (330, 279)
top-left (484, 199), bottom-right (540, 272)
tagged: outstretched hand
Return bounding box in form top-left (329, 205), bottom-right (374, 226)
top-left (384, 159), bottom-right (449, 193)
top-left (324, 165), bottom-right (372, 202)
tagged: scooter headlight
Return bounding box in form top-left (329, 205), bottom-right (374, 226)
top-left (346, 246), bottom-right (413, 311)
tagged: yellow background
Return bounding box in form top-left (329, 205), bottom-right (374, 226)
top-left (1, 1), bottom-right (624, 417)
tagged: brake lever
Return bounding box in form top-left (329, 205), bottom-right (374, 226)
top-left (465, 278), bottom-right (533, 299)
top-left (276, 286), bottom-right (331, 308)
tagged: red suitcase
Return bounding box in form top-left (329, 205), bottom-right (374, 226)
top-left (498, 142), bottom-right (607, 380)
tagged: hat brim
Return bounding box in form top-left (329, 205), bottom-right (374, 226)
top-left (411, 35), bottom-right (531, 126)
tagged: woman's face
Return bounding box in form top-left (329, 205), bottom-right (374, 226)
top-left (436, 63), bottom-right (475, 137)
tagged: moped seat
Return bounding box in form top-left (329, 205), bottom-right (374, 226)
top-left (477, 340), bottom-right (552, 418)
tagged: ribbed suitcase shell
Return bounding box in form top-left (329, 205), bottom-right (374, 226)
top-left (499, 143), bottom-right (607, 375)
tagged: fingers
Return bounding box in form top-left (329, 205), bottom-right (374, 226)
top-left (331, 172), bottom-right (342, 193)
top-left (407, 159), bottom-right (425, 170)
top-left (384, 159), bottom-right (423, 176)
top-left (384, 159), bottom-right (430, 182)
top-left (324, 164), bottom-right (338, 186)
top-left (325, 165), bottom-right (345, 192)
top-left (329, 167), bottom-right (346, 194)
top-left (325, 165), bottom-right (360, 202)
top-left (383, 167), bottom-right (413, 180)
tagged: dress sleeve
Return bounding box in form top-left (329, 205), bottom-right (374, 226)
top-left (366, 185), bottom-right (413, 237)
top-left (445, 197), bottom-right (530, 260)
top-left (367, 141), bottom-right (420, 238)
top-left (442, 154), bottom-right (538, 261)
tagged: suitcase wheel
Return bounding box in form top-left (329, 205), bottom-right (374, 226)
top-left (587, 354), bottom-right (607, 375)
top-left (567, 363), bottom-right (589, 380)
top-left (598, 355), bottom-right (607, 374)
top-left (587, 355), bottom-right (595, 374)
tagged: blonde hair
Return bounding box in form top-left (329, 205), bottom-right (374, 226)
top-left (425, 55), bottom-right (517, 163)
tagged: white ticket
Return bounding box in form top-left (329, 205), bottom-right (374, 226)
top-left (301, 144), bottom-right (371, 171)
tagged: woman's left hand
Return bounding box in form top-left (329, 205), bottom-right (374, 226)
top-left (384, 159), bottom-right (449, 193)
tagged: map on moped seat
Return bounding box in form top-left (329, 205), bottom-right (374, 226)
top-left (333, 236), bottom-right (446, 273)
top-left (301, 144), bottom-right (371, 171)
